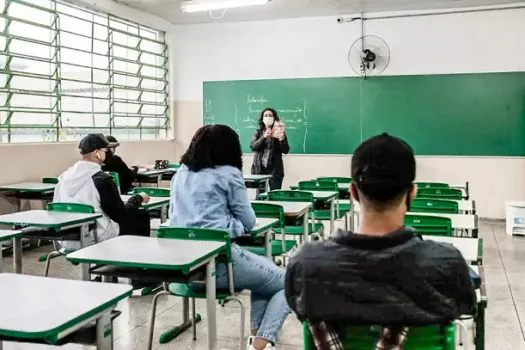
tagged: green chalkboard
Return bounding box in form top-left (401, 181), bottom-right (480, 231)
top-left (203, 72), bottom-right (525, 156)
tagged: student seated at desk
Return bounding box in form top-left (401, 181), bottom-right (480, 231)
top-left (54, 134), bottom-right (151, 251)
top-left (102, 135), bottom-right (138, 194)
top-left (170, 125), bottom-right (288, 350)
top-left (285, 133), bottom-right (476, 349)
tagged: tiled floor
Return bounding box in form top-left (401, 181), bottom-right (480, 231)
top-left (1, 220), bottom-right (524, 349)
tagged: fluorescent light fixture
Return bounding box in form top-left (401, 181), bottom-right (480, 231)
top-left (181, 0), bottom-right (269, 13)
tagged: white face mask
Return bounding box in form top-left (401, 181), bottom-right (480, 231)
top-left (263, 116), bottom-right (274, 127)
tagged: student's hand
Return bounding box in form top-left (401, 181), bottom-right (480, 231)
top-left (138, 193), bottom-right (150, 203)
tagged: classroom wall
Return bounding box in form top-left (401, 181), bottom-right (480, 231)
top-left (168, 7), bottom-right (525, 219)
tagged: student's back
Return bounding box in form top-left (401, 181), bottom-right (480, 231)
top-left (286, 228), bottom-right (475, 325)
top-left (285, 133), bottom-right (476, 348)
top-left (169, 163), bottom-right (255, 238)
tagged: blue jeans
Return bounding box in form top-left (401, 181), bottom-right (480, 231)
top-left (216, 244), bottom-right (289, 344)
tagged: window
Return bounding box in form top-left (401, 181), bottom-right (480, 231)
top-left (0, 0), bottom-right (169, 143)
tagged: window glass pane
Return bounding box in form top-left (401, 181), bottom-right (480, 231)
top-left (1, 0), bottom-right (168, 143)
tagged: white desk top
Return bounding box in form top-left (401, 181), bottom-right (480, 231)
top-left (0, 210), bottom-right (101, 229)
top-left (121, 195), bottom-right (169, 209)
top-left (353, 203), bottom-right (477, 230)
top-left (159, 218), bottom-right (278, 234)
top-left (67, 235), bottom-right (225, 273)
top-left (422, 235), bottom-right (480, 262)
top-left (297, 190), bottom-right (338, 201)
top-left (0, 182), bottom-right (56, 192)
top-left (252, 200), bottom-right (311, 217)
top-left (244, 174), bottom-right (272, 182)
top-left (0, 229), bottom-right (22, 241)
top-left (137, 170), bottom-right (167, 177)
top-left (0, 274), bottom-right (131, 339)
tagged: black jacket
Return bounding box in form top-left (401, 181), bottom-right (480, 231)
top-left (285, 228), bottom-right (476, 326)
top-left (250, 129), bottom-right (290, 177)
top-left (102, 155), bottom-right (138, 194)
top-left (92, 171), bottom-right (150, 236)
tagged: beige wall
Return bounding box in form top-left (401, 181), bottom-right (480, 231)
top-left (0, 139), bottom-right (177, 214)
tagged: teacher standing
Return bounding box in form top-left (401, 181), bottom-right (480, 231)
top-left (250, 107), bottom-right (290, 193)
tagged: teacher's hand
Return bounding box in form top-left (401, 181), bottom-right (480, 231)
top-left (263, 129), bottom-right (272, 138)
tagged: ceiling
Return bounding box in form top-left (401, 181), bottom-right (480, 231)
top-left (113, 0), bottom-right (525, 24)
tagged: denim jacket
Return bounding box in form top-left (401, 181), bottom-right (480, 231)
top-left (169, 164), bottom-right (257, 238)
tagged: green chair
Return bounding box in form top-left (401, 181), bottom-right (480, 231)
top-left (147, 227), bottom-right (245, 350)
top-left (405, 214), bottom-right (453, 236)
top-left (417, 188), bottom-right (462, 200)
top-left (317, 177), bottom-right (352, 183)
top-left (303, 321), bottom-right (466, 350)
top-left (105, 171), bottom-right (121, 194)
top-left (247, 202), bottom-right (297, 259)
top-left (298, 181), bottom-right (352, 230)
top-left (267, 190), bottom-right (324, 241)
top-left (168, 163), bottom-right (181, 169)
top-left (42, 177), bottom-right (58, 184)
top-left (411, 198), bottom-right (459, 214)
top-left (42, 203), bottom-right (95, 277)
top-left (132, 187), bottom-right (170, 197)
top-left (415, 182), bottom-right (450, 189)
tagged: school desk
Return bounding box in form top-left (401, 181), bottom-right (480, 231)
top-left (422, 235), bottom-right (482, 264)
top-left (0, 230), bottom-right (21, 272)
top-left (244, 174), bottom-right (272, 192)
top-left (121, 195), bottom-right (170, 223)
top-left (252, 200), bottom-right (312, 242)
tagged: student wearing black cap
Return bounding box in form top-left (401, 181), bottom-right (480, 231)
top-left (53, 133), bottom-right (151, 251)
top-left (102, 135), bottom-right (139, 194)
top-left (285, 133), bottom-right (476, 348)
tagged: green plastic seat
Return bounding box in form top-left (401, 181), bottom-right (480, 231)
top-left (411, 198), bottom-right (459, 214)
top-left (42, 177), bottom-right (59, 184)
top-left (417, 188), bottom-right (462, 200)
top-left (150, 227), bottom-right (245, 349)
top-left (168, 163), bottom-right (181, 169)
top-left (247, 202), bottom-right (297, 258)
top-left (41, 203), bottom-right (96, 276)
top-left (298, 180), bottom-right (340, 192)
top-left (317, 177), bottom-right (352, 184)
top-left (405, 214), bottom-right (453, 236)
top-left (132, 187), bottom-right (170, 197)
top-left (105, 171), bottom-right (121, 194)
top-left (267, 190), bottom-right (324, 237)
top-left (416, 182), bottom-right (450, 189)
top-left (303, 321), bottom-right (457, 350)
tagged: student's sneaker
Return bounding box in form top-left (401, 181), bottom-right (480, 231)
top-left (246, 336), bottom-right (254, 349)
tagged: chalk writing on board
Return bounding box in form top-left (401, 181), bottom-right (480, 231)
top-left (203, 100), bottom-right (215, 124)
top-left (246, 94), bottom-right (268, 104)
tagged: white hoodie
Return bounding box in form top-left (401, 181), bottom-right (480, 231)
top-left (53, 160), bottom-right (120, 251)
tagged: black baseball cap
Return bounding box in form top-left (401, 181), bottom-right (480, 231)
top-left (78, 134), bottom-right (119, 155)
top-left (351, 133), bottom-right (416, 202)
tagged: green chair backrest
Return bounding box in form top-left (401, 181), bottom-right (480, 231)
top-left (404, 214), bottom-right (453, 236)
top-left (168, 163), bottom-right (181, 169)
top-left (416, 188), bottom-right (462, 200)
top-left (303, 322), bottom-right (455, 350)
top-left (42, 177), bottom-right (58, 184)
top-left (415, 182), bottom-right (450, 189)
top-left (267, 190), bottom-right (314, 203)
top-left (132, 187), bottom-right (170, 197)
top-left (157, 227), bottom-right (232, 262)
top-left (317, 177), bottom-right (352, 184)
top-left (298, 181), bottom-right (338, 192)
top-left (410, 198), bottom-right (459, 214)
top-left (251, 202), bottom-right (285, 229)
top-left (105, 171), bottom-right (121, 192)
top-left (46, 202), bottom-right (95, 214)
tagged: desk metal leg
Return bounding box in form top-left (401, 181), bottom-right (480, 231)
top-left (13, 237), bottom-right (22, 274)
top-left (160, 205), bottom-right (168, 223)
top-left (329, 199), bottom-right (335, 235)
top-left (157, 296), bottom-right (202, 345)
top-left (80, 224), bottom-right (91, 281)
top-left (206, 258), bottom-right (217, 350)
top-left (96, 311), bottom-right (113, 350)
top-left (476, 302), bottom-right (485, 350)
top-left (303, 211), bottom-right (309, 242)
top-left (0, 241), bottom-right (3, 273)
top-left (265, 229), bottom-right (272, 259)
